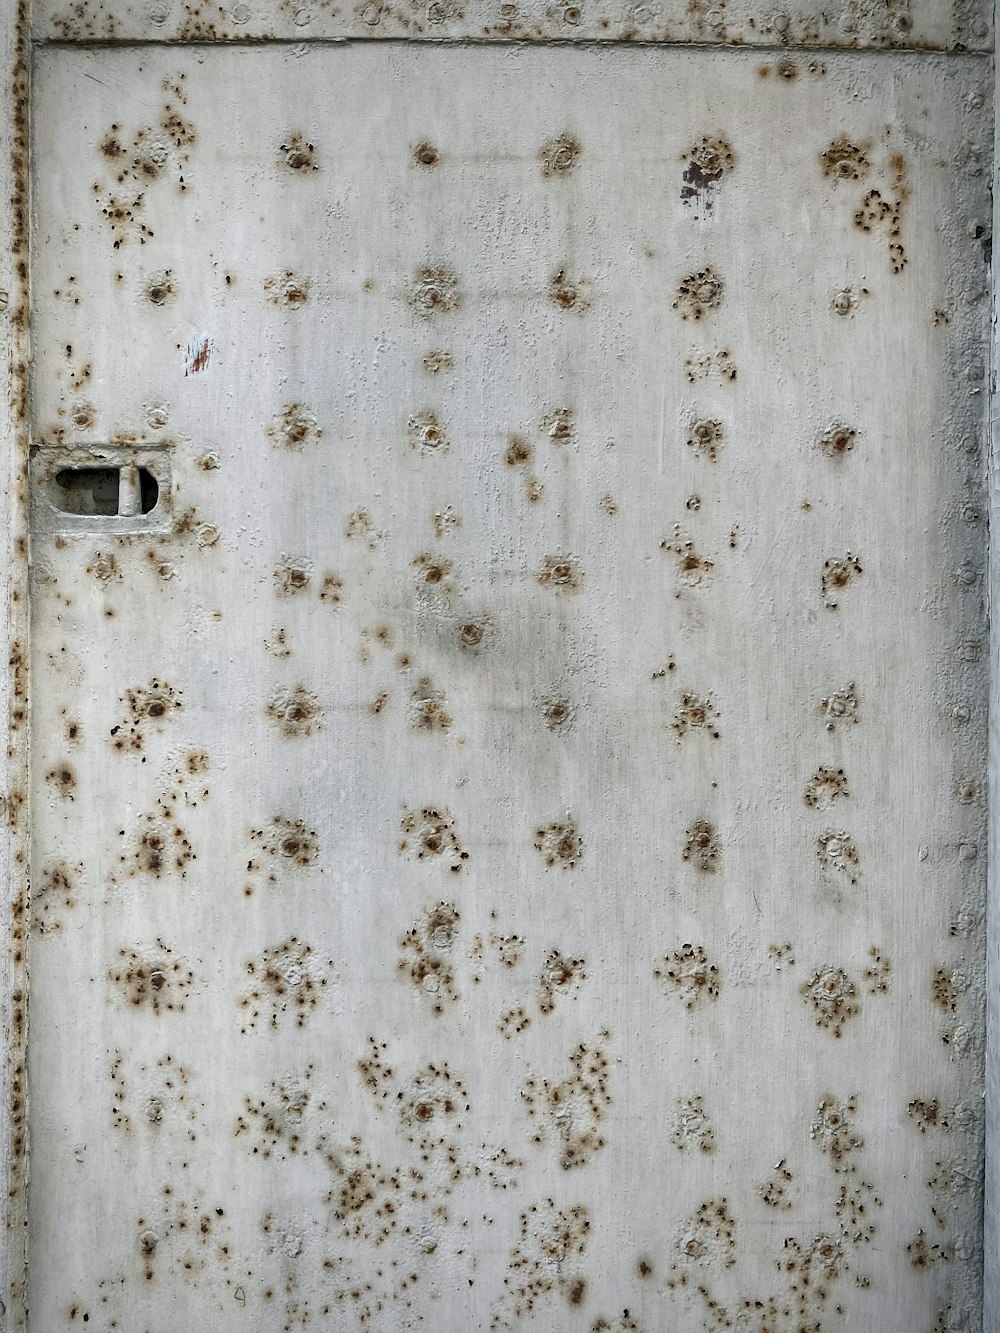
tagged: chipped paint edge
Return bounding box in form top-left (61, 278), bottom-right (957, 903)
top-left (1, 1), bottom-right (30, 1330)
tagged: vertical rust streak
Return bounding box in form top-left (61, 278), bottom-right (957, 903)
top-left (6, 0), bottom-right (31, 1326)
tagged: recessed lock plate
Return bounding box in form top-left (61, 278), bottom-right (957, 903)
top-left (30, 444), bottom-right (172, 535)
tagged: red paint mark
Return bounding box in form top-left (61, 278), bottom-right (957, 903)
top-left (185, 333), bottom-right (211, 376)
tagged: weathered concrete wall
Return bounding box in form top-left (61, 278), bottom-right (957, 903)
top-left (12, 13), bottom-right (995, 1333)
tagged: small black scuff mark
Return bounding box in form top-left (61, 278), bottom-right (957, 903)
top-left (184, 332), bottom-right (211, 376)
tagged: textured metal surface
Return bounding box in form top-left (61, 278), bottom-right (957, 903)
top-left (31, 0), bottom-right (995, 52)
top-left (25, 36), bottom-right (992, 1333)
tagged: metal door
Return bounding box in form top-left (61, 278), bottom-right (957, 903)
top-left (2, 3), bottom-right (995, 1329)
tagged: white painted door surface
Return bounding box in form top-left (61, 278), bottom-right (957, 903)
top-left (20, 22), bottom-right (992, 1333)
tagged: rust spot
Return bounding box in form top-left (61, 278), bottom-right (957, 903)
top-left (279, 132), bottom-right (318, 173)
top-left (541, 406), bottom-right (575, 443)
top-left (540, 696), bottom-right (573, 730)
top-left (932, 967), bottom-right (960, 1014)
top-left (680, 135), bottom-right (735, 211)
top-left (819, 423), bottom-right (858, 458)
top-left (540, 132), bottom-right (581, 177)
top-left (537, 554), bottom-right (583, 592)
top-left (538, 949), bottom-right (586, 1013)
top-left (654, 944), bottom-right (720, 1008)
top-left (145, 270), bottom-right (176, 306)
top-left (673, 267), bottom-right (723, 320)
top-left (687, 418), bottom-right (723, 461)
top-left (549, 268), bottom-right (590, 313)
top-left (423, 349), bottom-right (453, 374)
top-left (239, 937), bottom-right (329, 1032)
top-left (319, 572), bottom-right (343, 605)
top-left (400, 805), bottom-right (468, 872)
top-left (273, 556), bottom-right (312, 597)
top-left (110, 941), bottom-right (193, 1013)
top-left (399, 901), bottom-right (460, 1014)
top-left (70, 401), bottom-right (96, 432)
top-left (682, 819), bottom-right (720, 872)
top-left (408, 265), bottom-right (460, 318)
top-left (801, 966), bottom-right (859, 1036)
top-left (413, 141), bottom-right (440, 168)
top-left (817, 829), bottom-right (859, 882)
top-left (533, 817), bottom-right (582, 868)
top-left (908, 1098), bottom-right (948, 1132)
top-left (671, 691), bottom-right (720, 741)
top-left (266, 685), bottom-right (323, 738)
top-left (804, 766), bottom-right (849, 809)
top-left (820, 136), bottom-right (871, 182)
top-left (111, 680), bottom-right (182, 753)
top-left (264, 270), bottom-right (311, 307)
top-left (409, 677), bottom-right (453, 732)
top-left (671, 1095), bottom-right (716, 1154)
top-left (407, 410), bottom-right (449, 455)
top-left (86, 550), bottom-right (119, 582)
top-left (821, 553), bottom-right (862, 608)
top-left (268, 402), bottom-right (322, 450)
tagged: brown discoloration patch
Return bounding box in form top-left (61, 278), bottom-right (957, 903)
top-left (266, 685), bottom-right (323, 738)
top-left (238, 937), bottom-right (330, 1032)
top-left (493, 1199), bottom-right (590, 1325)
top-left (110, 941), bottom-right (193, 1013)
top-left (540, 133), bottom-right (581, 177)
top-left (673, 267), bottom-right (723, 320)
top-left (533, 817), bottom-right (582, 868)
top-left (411, 551), bottom-right (454, 591)
top-left (655, 944), bottom-right (720, 1009)
top-left (801, 967), bottom-right (859, 1037)
top-left (70, 401), bottom-right (96, 432)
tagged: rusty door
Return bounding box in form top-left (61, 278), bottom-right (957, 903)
top-left (2, 2), bottom-right (996, 1330)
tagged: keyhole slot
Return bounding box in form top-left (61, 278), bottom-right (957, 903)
top-left (51, 466), bottom-right (159, 517)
